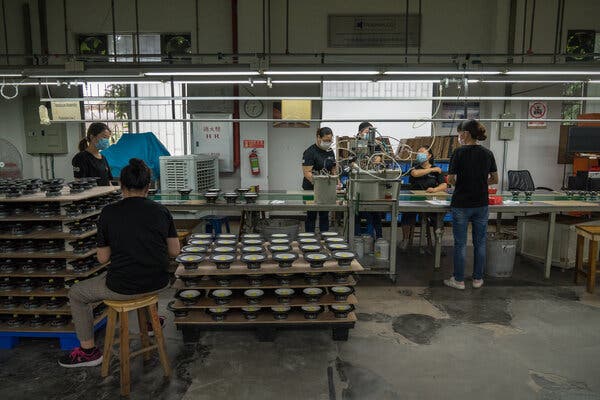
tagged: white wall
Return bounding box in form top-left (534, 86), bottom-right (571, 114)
top-left (0, 93), bottom-right (82, 181)
top-left (1, 0), bottom-right (600, 188)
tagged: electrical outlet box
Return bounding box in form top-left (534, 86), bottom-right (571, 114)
top-left (498, 113), bottom-right (515, 140)
top-left (23, 97), bottom-right (69, 154)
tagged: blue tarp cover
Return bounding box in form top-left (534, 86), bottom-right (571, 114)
top-left (101, 132), bottom-right (170, 180)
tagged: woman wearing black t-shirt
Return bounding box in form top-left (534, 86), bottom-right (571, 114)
top-left (71, 122), bottom-right (113, 186)
top-left (400, 147), bottom-right (447, 251)
top-left (59, 158), bottom-right (180, 368)
top-left (445, 120), bottom-right (498, 290)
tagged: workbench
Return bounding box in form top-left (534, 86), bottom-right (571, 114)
top-left (393, 190), bottom-right (600, 279)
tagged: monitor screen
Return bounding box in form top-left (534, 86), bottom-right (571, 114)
top-left (567, 127), bottom-right (600, 153)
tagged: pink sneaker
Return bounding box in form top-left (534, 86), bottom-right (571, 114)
top-left (472, 279), bottom-right (484, 289)
top-left (58, 347), bottom-right (103, 368)
top-left (444, 276), bottom-right (465, 290)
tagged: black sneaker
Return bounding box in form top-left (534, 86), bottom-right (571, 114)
top-left (58, 347), bottom-right (103, 368)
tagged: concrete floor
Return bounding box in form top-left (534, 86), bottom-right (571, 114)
top-left (1, 245), bottom-right (600, 400)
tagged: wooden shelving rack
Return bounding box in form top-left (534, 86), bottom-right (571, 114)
top-left (0, 186), bottom-right (119, 350)
top-left (172, 240), bottom-right (363, 342)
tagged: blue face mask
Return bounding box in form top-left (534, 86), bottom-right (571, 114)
top-left (95, 138), bottom-right (110, 151)
top-left (416, 153), bottom-right (428, 164)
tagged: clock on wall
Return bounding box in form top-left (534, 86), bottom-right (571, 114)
top-left (244, 100), bottom-right (264, 118)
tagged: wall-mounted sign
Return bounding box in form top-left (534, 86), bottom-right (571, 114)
top-left (528, 101), bottom-right (548, 128)
top-left (328, 14), bottom-right (420, 48)
top-left (243, 140), bottom-right (264, 148)
top-left (192, 114), bottom-right (234, 172)
top-left (51, 101), bottom-right (81, 121)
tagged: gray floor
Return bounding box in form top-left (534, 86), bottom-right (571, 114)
top-left (1, 246), bottom-right (600, 400)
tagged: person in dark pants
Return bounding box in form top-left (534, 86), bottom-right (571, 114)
top-left (72, 122), bottom-right (113, 186)
top-left (354, 122), bottom-right (384, 238)
top-left (400, 147), bottom-right (447, 251)
top-left (58, 158), bottom-right (180, 367)
top-left (302, 127), bottom-right (337, 233)
top-left (445, 120), bottom-right (498, 290)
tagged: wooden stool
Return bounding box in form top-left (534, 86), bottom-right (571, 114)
top-left (574, 226), bottom-right (600, 293)
top-left (101, 295), bottom-right (171, 396)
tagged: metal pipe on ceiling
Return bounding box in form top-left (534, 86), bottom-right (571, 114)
top-left (41, 96), bottom-right (600, 102)
top-left (1, 0), bottom-right (9, 64)
top-left (46, 117), bottom-right (600, 124)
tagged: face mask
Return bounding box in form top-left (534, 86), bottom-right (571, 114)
top-left (416, 153), bottom-right (428, 164)
top-left (318, 141), bottom-right (332, 150)
top-left (95, 138), bottom-right (110, 150)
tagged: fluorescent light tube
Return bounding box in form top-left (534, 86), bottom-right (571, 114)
top-left (383, 71), bottom-right (501, 75)
top-left (145, 71), bottom-right (260, 76)
top-left (506, 71), bottom-right (600, 75)
top-left (264, 70), bottom-right (379, 75)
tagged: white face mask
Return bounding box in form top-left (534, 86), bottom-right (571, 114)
top-left (318, 141), bottom-right (332, 150)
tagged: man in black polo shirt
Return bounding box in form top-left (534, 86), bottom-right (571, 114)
top-left (59, 158), bottom-right (180, 368)
top-left (302, 127), bottom-right (337, 232)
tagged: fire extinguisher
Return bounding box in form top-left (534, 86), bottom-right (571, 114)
top-left (249, 149), bottom-right (260, 175)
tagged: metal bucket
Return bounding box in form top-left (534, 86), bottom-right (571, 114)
top-left (313, 175), bottom-right (338, 204)
top-left (486, 232), bottom-right (518, 278)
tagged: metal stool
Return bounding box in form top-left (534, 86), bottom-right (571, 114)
top-left (101, 295), bottom-right (171, 396)
top-left (574, 226), bottom-right (600, 293)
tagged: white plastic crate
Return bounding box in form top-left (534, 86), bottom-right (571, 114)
top-left (159, 155), bottom-right (219, 192)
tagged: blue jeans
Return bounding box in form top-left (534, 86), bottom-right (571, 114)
top-left (451, 206), bottom-right (489, 282)
top-left (306, 211), bottom-right (329, 233)
top-left (354, 212), bottom-right (383, 238)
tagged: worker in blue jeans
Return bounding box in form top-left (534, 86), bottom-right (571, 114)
top-left (446, 120), bottom-right (498, 290)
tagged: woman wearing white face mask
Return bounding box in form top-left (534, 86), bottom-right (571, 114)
top-left (399, 147), bottom-right (447, 251)
top-left (72, 122), bottom-right (113, 186)
top-left (301, 127), bottom-right (337, 232)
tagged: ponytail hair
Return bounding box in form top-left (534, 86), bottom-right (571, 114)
top-left (79, 122), bottom-right (111, 152)
top-left (461, 119), bottom-right (487, 141)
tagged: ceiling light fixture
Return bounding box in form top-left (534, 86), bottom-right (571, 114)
top-left (383, 70), bottom-right (502, 75)
top-left (145, 71), bottom-right (260, 76)
top-left (264, 70), bottom-right (380, 75)
top-left (506, 70), bottom-right (600, 75)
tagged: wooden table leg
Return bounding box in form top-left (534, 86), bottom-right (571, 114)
top-left (587, 240), bottom-right (598, 293)
top-left (575, 235), bottom-right (585, 284)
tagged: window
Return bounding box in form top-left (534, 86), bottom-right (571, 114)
top-left (83, 34), bottom-right (185, 155)
top-left (321, 81), bottom-right (434, 140)
top-left (561, 82), bottom-right (584, 125)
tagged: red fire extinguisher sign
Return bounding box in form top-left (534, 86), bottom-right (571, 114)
top-left (249, 149), bottom-right (260, 175)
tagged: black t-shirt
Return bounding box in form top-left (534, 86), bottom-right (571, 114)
top-left (97, 197), bottom-right (177, 294)
top-left (72, 151), bottom-right (113, 186)
top-left (409, 165), bottom-right (445, 190)
top-left (448, 145), bottom-right (498, 208)
top-left (302, 144), bottom-right (336, 190)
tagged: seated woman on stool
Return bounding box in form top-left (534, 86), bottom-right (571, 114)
top-left (400, 147), bottom-right (447, 251)
top-left (59, 158), bottom-right (180, 368)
